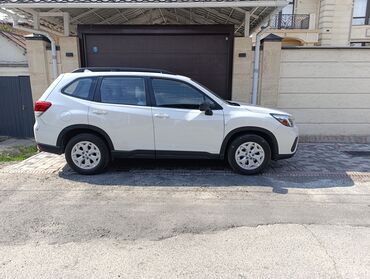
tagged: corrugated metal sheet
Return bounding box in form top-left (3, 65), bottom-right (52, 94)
top-left (0, 76), bottom-right (34, 138)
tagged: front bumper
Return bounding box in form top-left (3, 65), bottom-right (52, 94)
top-left (275, 136), bottom-right (298, 160)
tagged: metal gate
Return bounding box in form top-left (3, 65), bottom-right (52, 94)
top-left (0, 76), bottom-right (34, 138)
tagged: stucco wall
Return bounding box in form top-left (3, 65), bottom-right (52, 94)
top-left (0, 35), bottom-right (27, 64)
top-left (0, 34), bottom-right (28, 77)
top-left (232, 37), bottom-right (253, 102)
top-left (351, 25), bottom-right (370, 43)
top-left (318, 0), bottom-right (353, 46)
top-left (26, 36), bottom-right (80, 101)
top-left (295, 0), bottom-right (320, 14)
top-left (0, 66), bottom-right (29, 76)
top-left (277, 48), bottom-right (370, 137)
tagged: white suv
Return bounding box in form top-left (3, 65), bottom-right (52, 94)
top-left (34, 68), bottom-right (298, 175)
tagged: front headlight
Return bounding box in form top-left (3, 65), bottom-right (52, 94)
top-left (270, 113), bottom-right (294, 127)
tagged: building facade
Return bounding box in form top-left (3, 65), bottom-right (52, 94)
top-left (270, 0), bottom-right (370, 46)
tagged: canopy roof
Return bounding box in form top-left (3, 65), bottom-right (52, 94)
top-left (0, 30), bottom-right (26, 49)
top-left (0, 0), bottom-right (287, 36)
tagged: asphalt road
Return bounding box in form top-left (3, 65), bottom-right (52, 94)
top-left (0, 169), bottom-right (370, 278)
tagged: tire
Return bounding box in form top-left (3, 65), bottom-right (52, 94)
top-left (227, 134), bottom-right (271, 175)
top-left (65, 133), bottom-right (110, 175)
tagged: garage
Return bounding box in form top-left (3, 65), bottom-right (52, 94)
top-left (78, 25), bottom-right (234, 100)
top-left (1, 1), bottom-right (283, 106)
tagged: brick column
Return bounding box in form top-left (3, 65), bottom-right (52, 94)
top-left (25, 35), bottom-right (51, 102)
top-left (59, 36), bottom-right (81, 73)
top-left (259, 34), bottom-right (282, 107)
top-left (231, 37), bottom-right (253, 102)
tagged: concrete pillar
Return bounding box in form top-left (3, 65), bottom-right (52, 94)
top-left (259, 34), bottom-right (282, 107)
top-left (309, 14), bottom-right (316, 30)
top-left (231, 37), bottom-right (253, 102)
top-left (59, 36), bottom-right (80, 73)
top-left (318, 0), bottom-right (353, 46)
top-left (25, 35), bottom-right (50, 102)
top-left (244, 12), bottom-right (250, 37)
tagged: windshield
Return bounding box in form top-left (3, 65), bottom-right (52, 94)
top-left (191, 79), bottom-right (241, 106)
top-left (191, 79), bottom-right (227, 102)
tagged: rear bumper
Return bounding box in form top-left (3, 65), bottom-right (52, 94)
top-left (37, 143), bottom-right (63, 155)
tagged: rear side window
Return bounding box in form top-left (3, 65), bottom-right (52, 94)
top-left (100, 77), bottom-right (146, 106)
top-left (62, 77), bottom-right (95, 99)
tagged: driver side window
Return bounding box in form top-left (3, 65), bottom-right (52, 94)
top-left (151, 78), bottom-right (215, 109)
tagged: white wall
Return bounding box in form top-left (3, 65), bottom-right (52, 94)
top-left (318, 0), bottom-right (353, 46)
top-left (278, 48), bottom-right (370, 136)
top-left (0, 35), bottom-right (27, 64)
top-left (232, 37), bottom-right (253, 102)
top-left (0, 66), bottom-right (28, 76)
top-left (351, 25), bottom-right (370, 43)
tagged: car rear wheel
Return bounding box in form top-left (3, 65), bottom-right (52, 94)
top-left (227, 134), bottom-right (271, 175)
top-left (65, 133), bottom-right (110, 175)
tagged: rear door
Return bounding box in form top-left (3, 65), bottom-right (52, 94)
top-left (88, 76), bottom-right (155, 153)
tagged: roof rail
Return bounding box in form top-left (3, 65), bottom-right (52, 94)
top-left (72, 67), bottom-right (174, 74)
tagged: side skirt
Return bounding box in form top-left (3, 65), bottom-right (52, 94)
top-left (111, 150), bottom-right (220, 160)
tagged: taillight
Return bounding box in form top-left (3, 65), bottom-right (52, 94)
top-left (34, 101), bottom-right (52, 112)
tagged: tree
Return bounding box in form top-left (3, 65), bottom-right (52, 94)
top-left (0, 23), bottom-right (13, 33)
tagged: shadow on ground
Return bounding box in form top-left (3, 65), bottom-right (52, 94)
top-left (58, 158), bottom-right (356, 194)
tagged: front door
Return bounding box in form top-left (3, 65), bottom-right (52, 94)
top-left (150, 78), bottom-right (224, 155)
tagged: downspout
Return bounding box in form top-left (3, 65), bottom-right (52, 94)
top-left (6, 13), bottom-right (58, 80)
top-left (251, 28), bottom-right (267, 105)
top-left (251, 6), bottom-right (285, 105)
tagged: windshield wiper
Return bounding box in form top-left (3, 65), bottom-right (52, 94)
top-left (226, 101), bottom-right (240, 106)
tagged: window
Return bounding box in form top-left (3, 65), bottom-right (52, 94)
top-left (100, 77), bottom-right (146, 106)
top-left (281, 0), bottom-right (294, 14)
top-left (151, 79), bottom-right (217, 110)
top-left (62, 78), bottom-right (95, 99)
top-left (353, 0), bottom-right (370, 25)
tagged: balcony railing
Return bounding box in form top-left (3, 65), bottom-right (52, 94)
top-left (352, 17), bottom-right (370, 25)
top-left (271, 14), bottom-right (310, 29)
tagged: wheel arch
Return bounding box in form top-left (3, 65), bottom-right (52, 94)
top-left (57, 124), bottom-right (114, 152)
top-left (220, 127), bottom-right (279, 160)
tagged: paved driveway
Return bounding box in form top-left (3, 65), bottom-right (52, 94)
top-left (1, 143), bottom-right (370, 278)
top-left (1, 143), bottom-right (369, 179)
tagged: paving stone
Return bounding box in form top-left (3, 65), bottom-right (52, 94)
top-left (0, 143), bottom-right (369, 179)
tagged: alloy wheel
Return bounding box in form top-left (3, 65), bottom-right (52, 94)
top-left (71, 141), bottom-right (101, 170)
top-left (234, 142), bottom-right (265, 170)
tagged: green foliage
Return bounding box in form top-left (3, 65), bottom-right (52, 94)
top-left (0, 23), bottom-right (13, 33)
top-left (0, 146), bottom-right (38, 162)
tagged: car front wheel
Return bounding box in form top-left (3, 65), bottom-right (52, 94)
top-left (227, 134), bottom-right (271, 175)
top-left (65, 133), bottom-right (110, 175)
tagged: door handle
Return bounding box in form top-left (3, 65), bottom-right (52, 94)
top-left (154, 113), bottom-right (169, 119)
top-left (92, 110), bottom-right (107, 115)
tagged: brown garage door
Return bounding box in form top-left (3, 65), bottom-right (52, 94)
top-left (78, 25), bottom-right (234, 100)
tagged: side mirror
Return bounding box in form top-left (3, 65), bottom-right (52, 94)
top-left (199, 102), bottom-right (213, 116)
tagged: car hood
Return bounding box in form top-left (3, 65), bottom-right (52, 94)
top-left (229, 102), bottom-right (292, 116)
